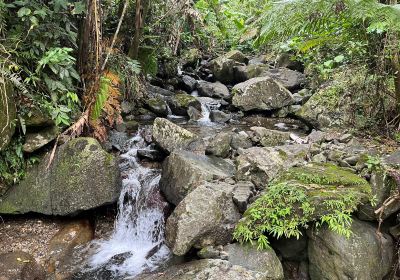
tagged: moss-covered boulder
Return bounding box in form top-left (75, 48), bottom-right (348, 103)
top-left (232, 77), bottom-right (294, 112)
top-left (0, 137), bottom-right (121, 215)
top-left (234, 163), bottom-right (372, 248)
top-left (308, 217), bottom-right (394, 280)
top-left (0, 78), bottom-right (16, 151)
top-left (209, 57), bottom-right (236, 85)
top-left (181, 48), bottom-right (202, 68)
top-left (167, 93), bottom-right (201, 116)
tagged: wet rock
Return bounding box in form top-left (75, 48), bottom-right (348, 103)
top-left (137, 259), bottom-right (277, 280)
top-left (210, 110), bottom-right (231, 123)
top-left (180, 75), bottom-right (198, 92)
top-left (232, 181), bottom-right (255, 213)
top-left (152, 118), bottom-right (199, 154)
top-left (160, 150), bottom-right (235, 205)
top-left (197, 81), bottom-right (230, 100)
top-left (206, 132), bottom-right (233, 158)
top-left (232, 77), bottom-right (294, 112)
top-left (224, 243), bottom-right (284, 280)
top-left (22, 125), bottom-right (59, 153)
top-left (187, 106), bottom-right (203, 121)
top-left (105, 130), bottom-right (130, 152)
top-left (137, 148), bottom-right (166, 162)
top-left (136, 108), bottom-right (157, 121)
top-left (0, 137), bottom-right (121, 215)
top-left (308, 218), bottom-right (394, 280)
top-left (263, 68), bottom-right (306, 91)
top-left (165, 181), bottom-right (240, 255)
top-left (47, 220), bottom-right (94, 279)
top-left (235, 145), bottom-right (308, 188)
top-left (250, 127), bottom-right (291, 147)
top-left (145, 97), bottom-right (169, 117)
top-left (147, 84), bottom-right (175, 97)
top-left (233, 64), bottom-right (270, 83)
top-left (0, 251), bottom-right (46, 280)
top-left (168, 93), bottom-right (201, 116)
top-left (0, 78), bottom-right (16, 151)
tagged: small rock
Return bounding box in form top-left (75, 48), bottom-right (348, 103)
top-left (232, 181), bottom-right (255, 213)
top-left (312, 153), bottom-right (327, 163)
top-left (0, 251), bottom-right (46, 280)
top-left (168, 93), bottom-right (202, 116)
top-left (210, 110), bottom-right (231, 123)
top-left (181, 75), bottom-right (198, 92)
top-left (206, 132), bottom-right (233, 158)
top-left (339, 133), bottom-right (353, 143)
top-left (231, 132), bottom-right (253, 151)
top-left (145, 97), bottom-right (169, 117)
top-left (187, 106), bottom-right (203, 121)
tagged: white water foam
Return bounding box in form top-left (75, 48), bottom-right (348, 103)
top-left (89, 130), bottom-right (171, 278)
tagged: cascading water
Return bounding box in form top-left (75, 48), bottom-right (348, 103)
top-left (88, 128), bottom-right (171, 278)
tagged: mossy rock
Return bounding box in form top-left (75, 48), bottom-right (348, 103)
top-left (235, 163), bottom-right (372, 247)
top-left (0, 78), bottom-right (16, 151)
top-left (0, 137), bottom-right (121, 215)
top-left (145, 97), bottom-right (168, 117)
top-left (168, 93), bottom-right (201, 116)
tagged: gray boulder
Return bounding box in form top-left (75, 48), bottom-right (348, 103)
top-left (160, 150), bottom-right (235, 205)
top-left (0, 137), bottom-right (120, 215)
top-left (232, 77), bottom-right (294, 112)
top-left (181, 75), bottom-right (198, 92)
top-left (197, 81), bottom-right (230, 100)
top-left (235, 144), bottom-right (308, 188)
top-left (210, 110), bottom-right (231, 123)
top-left (263, 68), bottom-right (306, 91)
top-left (209, 56), bottom-right (236, 84)
top-left (152, 118), bottom-right (199, 154)
top-left (249, 127), bottom-right (291, 147)
top-left (165, 181), bottom-right (240, 255)
top-left (232, 181), bottom-right (255, 213)
top-left (234, 64), bottom-right (270, 83)
top-left (308, 218), bottom-right (394, 280)
top-left (137, 259), bottom-right (275, 280)
top-left (0, 78), bottom-right (16, 151)
top-left (22, 125), bottom-right (59, 153)
top-left (224, 243), bottom-right (284, 280)
top-left (224, 50), bottom-right (249, 64)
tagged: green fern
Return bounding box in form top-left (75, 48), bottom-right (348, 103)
top-left (91, 76), bottom-right (111, 120)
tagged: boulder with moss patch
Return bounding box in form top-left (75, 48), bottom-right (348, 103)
top-left (234, 163), bottom-right (372, 248)
top-left (0, 137), bottom-right (120, 215)
top-left (168, 93), bottom-right (201, 116)
top-left (0, 78), bottom-right (16, 151)
top-left (145, 96), bottom-right (169, 117)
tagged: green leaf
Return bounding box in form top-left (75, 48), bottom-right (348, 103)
top-left (334, 55), bottom-right (345, 63)
top-left (17, 7), bottom-right (31, 17)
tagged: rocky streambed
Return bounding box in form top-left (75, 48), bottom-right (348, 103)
top-left (0, 50), bottom-right (399, 280)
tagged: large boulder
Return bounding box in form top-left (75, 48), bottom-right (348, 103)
top-left (137, 259), bottom-right (276, 280)
top-left (0, 78), bottom-right (16, 151)
top-left (224, 50), bottom-right (249, 64)
top-left (167, 93), bottom-right (201, 116)
top-left (224, 243), bottom-right (284, 280)
top-left (197, 81), bottom-right (230, 100)
top-left (0, 251), bottom-right (46, 280)
top-left (232, 77), bottom-right (294, 112)
top-left (249, 127), bottom-right (291, 147)
top-left (263, 68), bottom-right (306, 91)
top-left (160, 150), bottom-right (235, 205)
top-left (206, 131), bottom-right (233, 158)
top-left (0, 137), bottom-right (121, 215)
top-left (235, 144), bottom-right (308, 188)
top-left (165, 181), bottom-right (241, 255)
top-left (152, 118), bottom-right (199, 154)
top-left (209, 51), bottom-right (248, 84)
top-left (308, 218), bottom-right (394, 280)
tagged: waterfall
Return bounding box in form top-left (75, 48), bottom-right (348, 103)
top-left (89, 128), bottom-right (171, 277)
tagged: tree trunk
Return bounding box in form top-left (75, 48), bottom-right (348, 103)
top-left (128, 0), bottom-right (147, 59)
top-left (78, 0), bottom-right (103, 109)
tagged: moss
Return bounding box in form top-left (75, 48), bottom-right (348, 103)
top-left (175, 94), bottom-right (197, 108)
top-left (0, 200), bottom-right (19, 213)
